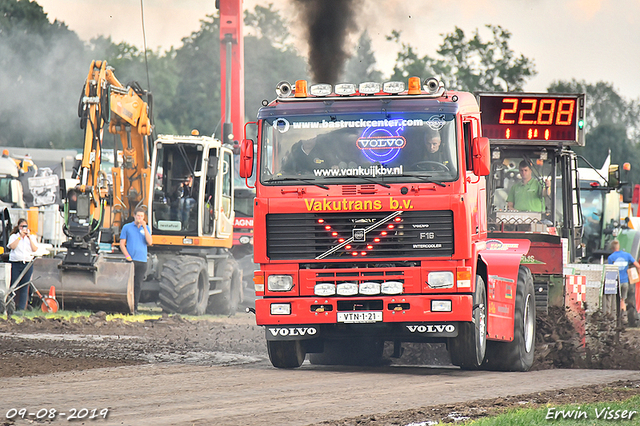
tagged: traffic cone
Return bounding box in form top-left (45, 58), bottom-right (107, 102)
top-left (49, 286), bottom-right (56, 299)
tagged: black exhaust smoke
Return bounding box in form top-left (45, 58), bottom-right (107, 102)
top-left (294, 0), bottom-right (361, 85)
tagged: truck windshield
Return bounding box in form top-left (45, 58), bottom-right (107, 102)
top-left (260, 112), bottom-right (458, 185)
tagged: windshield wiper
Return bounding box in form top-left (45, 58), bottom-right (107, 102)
top-left (394, 173), bottom-right (447, 187)
top-left (322, 175), bottom-right (391, 188)
top-left (264, 177), bottom-right (329, 190)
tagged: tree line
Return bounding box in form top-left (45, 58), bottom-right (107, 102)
top-left (1, 0), bottom-right (638, 181)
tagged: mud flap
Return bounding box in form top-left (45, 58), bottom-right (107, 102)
top-left (33, 256), bottom-right (134, 313)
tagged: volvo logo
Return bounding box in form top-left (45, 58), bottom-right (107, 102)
top-left (268, 327), bottom-right (317, 337)
top-left (352, 228), bottom-right (366, 242)
top-left (406, 324), bottom-right (456, 333)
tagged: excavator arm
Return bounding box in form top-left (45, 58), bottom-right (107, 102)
top-left (75, 60), bottom-right (152, 238)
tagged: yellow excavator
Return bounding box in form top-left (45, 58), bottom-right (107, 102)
top-left (33, 60), bottom-right (242, 314)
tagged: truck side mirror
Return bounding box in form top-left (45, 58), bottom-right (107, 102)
top-left (59, 178), bottom-right (67, 200)
top-left (608, 165), bottom-right (620, 188)
top-left (239, 138), bottom-right (254, 178)
top-left (622, 185), bottom-right (633, 203)
top-left (472, 137), bottom-right (490, 176)
top-left (208, 158), bottom-right (218, 179)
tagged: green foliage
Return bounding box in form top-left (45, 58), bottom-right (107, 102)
top-left (549, 79), bottom-right (640, 182)
top-left (0, 0), bottom-right (87, 149)
top-left (243, 4), bottom-right (308, 120)
top-left (343, 31), bottom-right (382, 82)
top-left (389, 25), bottom-right (536, 92)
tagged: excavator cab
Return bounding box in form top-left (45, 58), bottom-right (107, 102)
top-left (150, 135), bottom-right (234, 240)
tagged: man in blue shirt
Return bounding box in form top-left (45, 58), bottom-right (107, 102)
top-left (120, 207), bottom-right (153, 313)
top-left (608, 240), bottom-right (640, 326)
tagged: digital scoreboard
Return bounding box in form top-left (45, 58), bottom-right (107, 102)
top-left (478, 93), bottom-right (585, 146)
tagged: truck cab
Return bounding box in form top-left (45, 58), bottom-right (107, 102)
top-left (241, 78), bottom-right (534, 371)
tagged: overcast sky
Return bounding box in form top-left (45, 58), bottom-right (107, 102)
top-left (36, 0), bottom-right (640, 99)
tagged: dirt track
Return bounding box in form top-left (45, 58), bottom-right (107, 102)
top-left (2, 311), bottom-right (640, 425)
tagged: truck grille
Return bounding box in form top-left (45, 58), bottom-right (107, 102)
top-left (266, 210), bottom-right (454, 260)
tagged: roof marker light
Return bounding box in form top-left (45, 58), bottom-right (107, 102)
top-left (383, 81), bottom-right (405, 94)
top-left (310, 83), bottom-right (332, 97)
top-left (359, 82), bottom-right (382, 94)
top-left (295, 80), bottom-right (308, 98)
top-left (408, 77), bottom-right (422, 94)
top-left (334, 83), bottom-right (357, 96)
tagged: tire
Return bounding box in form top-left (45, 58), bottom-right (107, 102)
top-left (267, 341), bottom-right (306, 369)
top-left (308, 338), bottom-right (385, 366)
top-left (449, 275), bottom-right (487, 369)
top-left (158, 256), bottom-right (209, 315)
top-left (482, 266), bottom-right (536, 372)
top-left (207, 257), bottom-right (242, 315)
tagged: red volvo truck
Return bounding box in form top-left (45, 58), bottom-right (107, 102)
top-left (239, 78), bottom-right (535, 370)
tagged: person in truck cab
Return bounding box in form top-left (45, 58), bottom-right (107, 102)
top-left (282, 136), bottom-right (337, 174)
top-left (412, 128), bottom-right (451, 171)
top-left (507, 160), bottom-right (550, 212)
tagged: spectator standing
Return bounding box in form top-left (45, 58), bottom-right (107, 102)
top-left (608, 239), bottom-right (640, 326)
top-left (7, 218), bottom-right (38, 310)
top-left (119, 207), bottom-right (152, 313)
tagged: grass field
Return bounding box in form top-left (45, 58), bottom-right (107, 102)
top-left (465, 395), bottom-right (640, 425)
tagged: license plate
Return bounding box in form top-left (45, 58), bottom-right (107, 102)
top-left (337, 311), bottom-right (383, 323)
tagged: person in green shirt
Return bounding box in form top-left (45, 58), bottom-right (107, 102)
top-left (507, 160), bottom-right (550, 212)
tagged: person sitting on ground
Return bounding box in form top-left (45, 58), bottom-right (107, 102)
top-left (506, 160), bottom-right (550, 212)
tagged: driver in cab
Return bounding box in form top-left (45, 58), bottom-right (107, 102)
top-left (413, 129), bottom-right (451, 171)
top-left (506, 160), bottom-right (550, 212)
top-left (282, 136), bottom-right (337, 174)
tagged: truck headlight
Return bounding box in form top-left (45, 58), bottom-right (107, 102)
top-left (431, 300), bottom-right (452, 312)
top-left (381, 281), bottom-right (403, 295)
top-left (336, 282), bottom-right (358, 296)
top-left (359, 282), bottom-right (381, 295)
top-left (267, 275), bottom-right (294, 291)
top-left (314, 283), bottom-right (336, 296)
top-left (271, 303), bottom-right (291, 315)
top-left (428, 271), bottom-right (454, 289)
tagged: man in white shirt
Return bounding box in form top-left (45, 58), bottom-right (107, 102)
top-left (8, 219), bottom-right (38, 310)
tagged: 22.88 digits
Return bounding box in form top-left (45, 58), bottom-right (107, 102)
top-left (498, 98), bottom-right (576, 126)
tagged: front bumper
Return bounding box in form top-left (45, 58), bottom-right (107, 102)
top-left (256, 294), bottom-right (472, 326)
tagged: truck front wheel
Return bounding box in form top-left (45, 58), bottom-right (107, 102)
top-left (482, 266), bottom-right (536, 371)
top-left (449, 275), bottom-right (487, 369)
top-left (267, 341), bottom-right (306, 368)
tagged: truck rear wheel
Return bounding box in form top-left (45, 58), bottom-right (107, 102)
top-left (267, 341), bottom-right (306, 368)
top-left (207, 257), bottom-right (242, 315)
top-left (308, 338), bottom-right (385, 366)
top-left (482, 266), bottom-right (536, 371)
top-left (158, 256), bottom-right (209, 315)
top-left (449, 275), bottom-right (487, 369)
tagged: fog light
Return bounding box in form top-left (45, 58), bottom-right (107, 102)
top-left (334, 83), bottom-right (356, 95)
top-left (271, 303), bottom-right (291, 315)
top-left (428, 271), bottom-right (454, 289)
top-left (314, 283), bottom-right (336, 296)
top-left (431, 300), bottom-right (452, 312)
top-left (310, 83), bottom-right (332, 96)
top-left (336, 282), bottom-right (358, 296)
top-left (383, 81), bottom-right (405, 94)
top-left (381, 281), bottom-right (403, 295)
top-left (183, 238), bottom-right (193, 244)
top-left (267, 275), bottom-right (294, 291)
top-left (239, 235), bottom-right (251, 244)
top-left (359, 82), bottom-right (381, 94)
top-left (359, 282), bottom-right (381, 295)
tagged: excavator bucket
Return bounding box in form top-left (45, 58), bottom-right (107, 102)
top-left (33, 255), bottom-right (134, 313)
